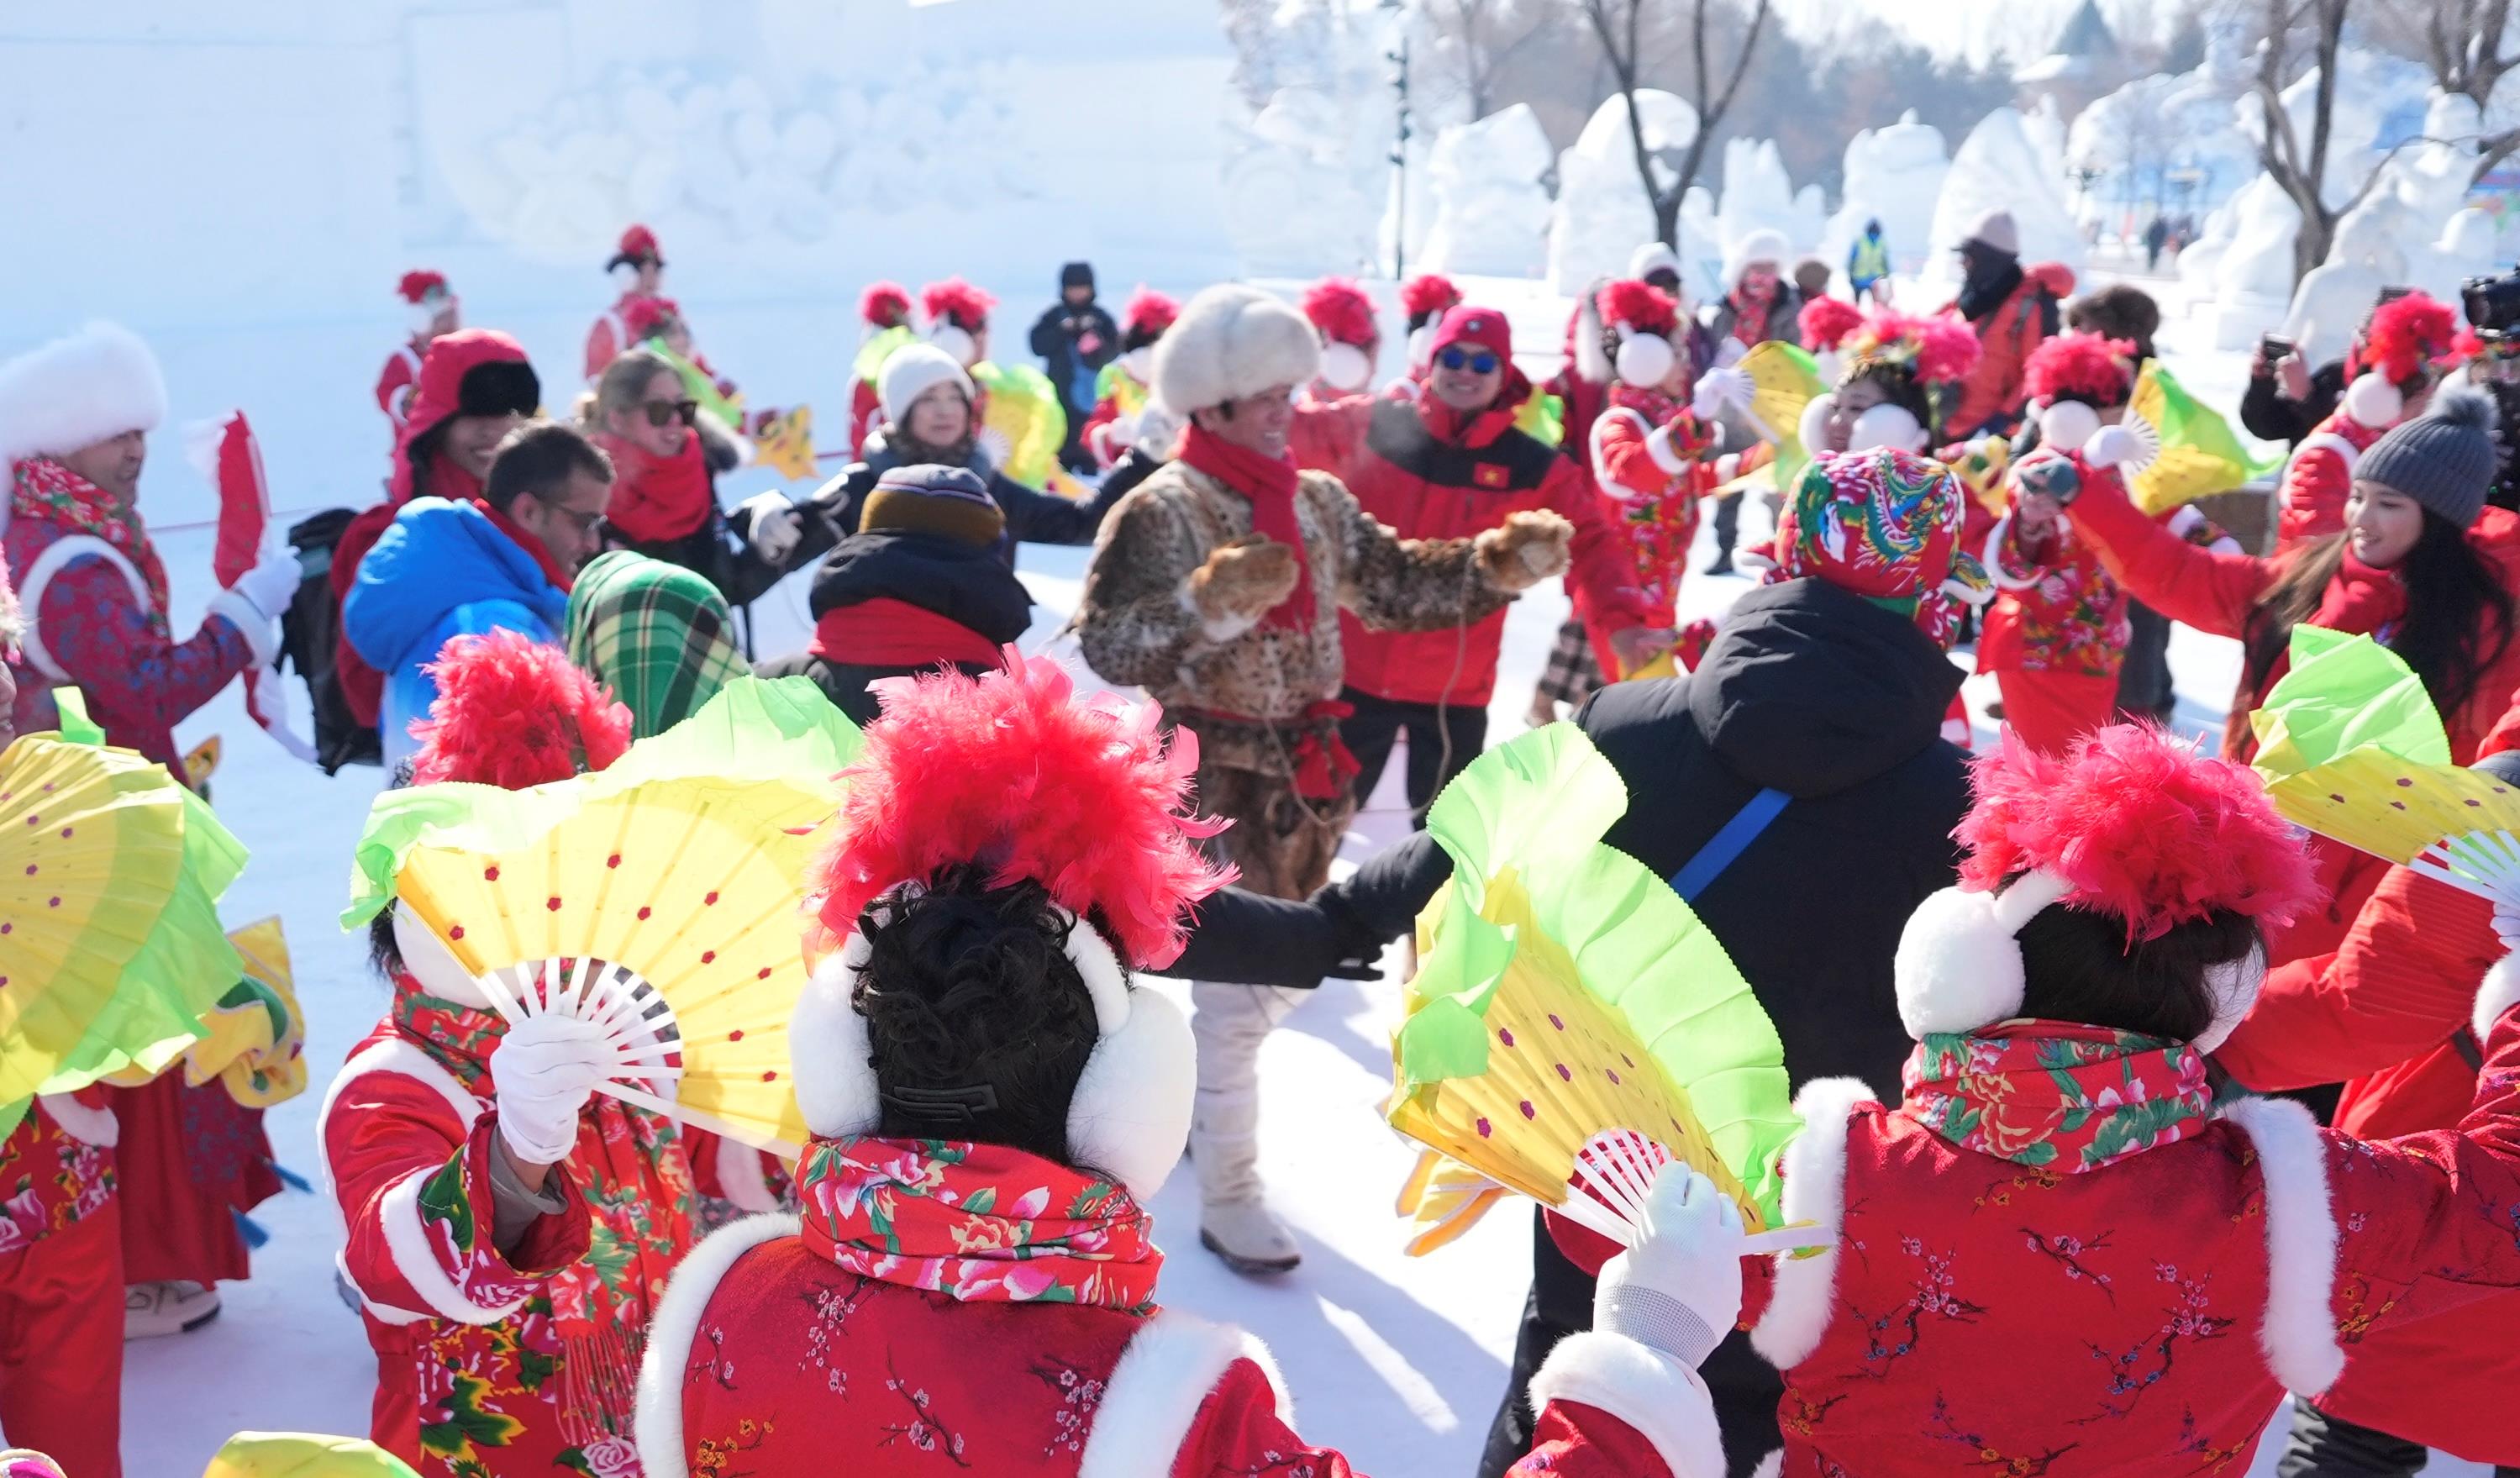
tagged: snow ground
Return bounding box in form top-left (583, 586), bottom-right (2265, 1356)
top-left (115, 259), bottom-right (2484, 1476)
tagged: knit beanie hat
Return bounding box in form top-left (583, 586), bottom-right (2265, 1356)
top-left (859, 463), bottom-right (1006, 549)
top-left (878, 343), bottom-right (976, 427)
top-left (1765, 448), bottom-right (1991, 649)
top-left (2357, 388), bottom-right (2501, 528)
top-left (1060, 261), bottom-right (1095, 292)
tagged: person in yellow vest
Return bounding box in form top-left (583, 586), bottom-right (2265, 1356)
top-left (1848, 218), bottom-right (1892, 306)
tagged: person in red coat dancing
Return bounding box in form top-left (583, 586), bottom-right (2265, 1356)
top-left (1286, 302), bottom-right (1665, 823)
top-left (1300, 276), bottom-right (1381, 404)
top-left (376, 271), bottom-right (460, 431)
top-left (1975, 332), bottom-right (2150, 755)
top-left (634, 653), bottom-right (1736, 1478)
top-left (586, 224), bottom-right (666, 382)
top-left (2067, 388), bottom-right (2520, 965)
top-left (324, 632), bottom-right (698, 1478)
top-left (2276, 291), bottom-right (2459, 546)
top-left (1665, 723), bottom-right (2520, 1475)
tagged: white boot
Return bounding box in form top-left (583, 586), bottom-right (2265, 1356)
top-left (1190, 982), bottom-right (1307, 1275)
top-left (124, 1279), bottom-right (220, 1339)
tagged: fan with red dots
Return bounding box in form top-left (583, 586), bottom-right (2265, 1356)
top-left (346, 676), bottom-right (859, 1156)
top-left (1388, 724), bottom-right (1811, 1256)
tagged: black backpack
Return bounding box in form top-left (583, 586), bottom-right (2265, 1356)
top-left (281, 508), bottom-right (381, 775)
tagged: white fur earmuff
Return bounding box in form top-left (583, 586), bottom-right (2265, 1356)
top-left (1407, 323), bottom-right (1439, 374)
top-left (1797, 392), bottom-right (1835, 456)
top-left (1849, 402), bottom-right (1926, 454)
top-left (2341, 371), bottom-right (2403, 429)
top-left (1318, 340), bottom-right (1372, 392)
top-left (929, 323), bottom-right (980, 369)
top-left (1614, 330), bottom-right (1676, 389)
top-left (1892, 871), bottom-right (2075, 1039)
top-left (2191, 946), bottom-right (2268, 1055)
top-left (2038, 397), bottom-right (2101, 455)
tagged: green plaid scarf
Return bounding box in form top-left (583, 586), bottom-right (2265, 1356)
top-left (565, 550), bottom-right (747, 737)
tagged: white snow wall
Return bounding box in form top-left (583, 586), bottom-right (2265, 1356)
top-left (0, 1), bottom-right (1239, 527)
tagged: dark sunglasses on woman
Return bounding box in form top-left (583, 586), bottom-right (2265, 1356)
top-left (640, 398), bottom-right (700, 429)
top-left (1437, 346), bottom-right (1500, 376)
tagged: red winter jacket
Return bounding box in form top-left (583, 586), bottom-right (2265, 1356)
top-left (1944, 276), bottom-right (2052, 438)
top-left (333, 330), bottom-right (533, 728)
top-left (2071, 484), bottom-right (2520, 962)
top-left (376, 338), bottom-right (425, 428)
top-left (1291, 384), bottom-right (1650, 707)
top-left (2276, 408), bottom-right (2391, 547)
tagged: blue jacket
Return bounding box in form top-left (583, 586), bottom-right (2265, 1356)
top-left (342, 497), bottom-right (570, 765)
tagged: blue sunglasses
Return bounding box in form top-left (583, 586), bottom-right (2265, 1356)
top-left (1437, 346), bottom-right (1501, 375)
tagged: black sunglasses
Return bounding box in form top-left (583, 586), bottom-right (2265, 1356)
top-left (1437, 346), bottom-right (1500, 376)
top-left (639, 398), bottom-right (699, 429)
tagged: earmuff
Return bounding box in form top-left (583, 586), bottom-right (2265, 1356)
top-left (1614, 330), bottom-right (1675, 388)
top-left (1797, 392), bottom-right (1835, 455)
top-left (2038, 397), bottom-right (2101, 455)
top-left (1849, 402), bottom-right (1926, 454)
top-left (1318, 340), bottom-right (1373, 392)
top-left (789, 906), bottom-right (1195, 1202)
top-left (2341, 371), bottom-right (2404, 429)
top-left (929, 323), bottom-right (980, 369)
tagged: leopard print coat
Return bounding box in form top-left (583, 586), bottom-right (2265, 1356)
top-left (1075, 460), bottom-right (1510, 776)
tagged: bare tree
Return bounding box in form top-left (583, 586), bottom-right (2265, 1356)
top-left (1581, 0), bottom-right (1770, 249)
top-left (2367, 0), bottom-right (2520, 178)
top-left (1422, 0), bottom-right (1557, 118)
top-left (2253, 0), bottom-right (2402, 279)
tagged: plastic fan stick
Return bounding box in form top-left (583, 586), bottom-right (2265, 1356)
top-left (2250, 628), bottom-right (2450, 777)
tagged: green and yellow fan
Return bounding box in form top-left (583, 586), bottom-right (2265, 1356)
top-left (1715, 341), bottom-right (1828, 498)
top-left (2124, 360), bottom-right (2286, 516)
top-left (0, 692), bottom-right (247, 1138)
top-left (2249, 626), bottom-right (2520, 905)
top-left (347, 676), bottom-right (860, 1157)
top-left (1390, 724), bottom-right (1808, 1254)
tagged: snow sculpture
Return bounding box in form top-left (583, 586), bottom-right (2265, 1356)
top-left (2207, 173), bottom-right (2301, 350)
top-left (1929, 108), bottom-right (2086, 280)
top-left (1716, 139), bottom-right (1820, 269)
top-left (1418, 104), bottom-right (1554, 277)
top-left (1226, 87), bottom-right (1379, 276)
top-left (1821, 112), bottom-right (1951, 284)
top-left (1549, 90), bottom-right (1698, 295)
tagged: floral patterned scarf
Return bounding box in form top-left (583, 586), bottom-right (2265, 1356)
top-left (391, 979), bottom-right (697, 1444)
top-left (797, 1135), bottom-right (1162, 1314)
top-left (1902, 1019), bottom-right (2222, 1172)
top-left (11, 457), bottom-right (171, 635)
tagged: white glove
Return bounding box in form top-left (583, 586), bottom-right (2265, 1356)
top-left (2082, 423), bottom-right (2142, 470)
top-left (492, 1013), bottom-right (610, 1166)
top-left (1592, 1163), bottom-right (1745, 1367)
top-left (737, 492), bottom-right (803, 565)
top-left (229, 549), bottom-right (304, 623)
top-left (1691, 365), bottom-right (1752, 420)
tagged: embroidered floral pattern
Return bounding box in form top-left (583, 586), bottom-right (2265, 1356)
top-left (0, 1107), bottom-right (113, 1254)
top-left (1029, 1355), bottom-right (1107, 1456)
top-left (1905, 1020), bottom-right (2217, 1170)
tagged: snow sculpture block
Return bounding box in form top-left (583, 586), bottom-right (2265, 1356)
top-left (1420, 105), bottom-right (1554, 278)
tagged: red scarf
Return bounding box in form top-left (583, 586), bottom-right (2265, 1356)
top-left (1415, 369), bottom-right (1534, 450)
top-left (589, 430), bottom-right (713, 545)
top-left (1730, 283), bottom-right (1777, 349)
top-left (11, 459), bottom-right (171, 634)
top-left (1177, 422), bottom-right (1312, 631)
top-left (1902, 1018), bottom-right (2218, 1171)
top-left (1608, 381), bottom-right (1680, 428)
top-left (809, 599), bottom-right (1003, 668)
top-left (472, 498), bottom-right (578, 594)
top-left (797, 1135), bottom-right (1162, 1313)
top-left (2309, 547), bottom-right (2409, 644)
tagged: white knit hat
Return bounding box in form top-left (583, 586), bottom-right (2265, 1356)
top-left (878, 342), bottom-right (976, 427)
top-left (0, 322), bottom-right (166, 466)
top-left (1153, 285), bottom-right (1322, 415)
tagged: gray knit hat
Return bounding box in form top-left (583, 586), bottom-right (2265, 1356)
top-left (2358, 388), bottom-right (2501, 528)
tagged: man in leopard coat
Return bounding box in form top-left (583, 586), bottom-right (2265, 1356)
top-left (1074, 282), bottom-right (1572, 1275)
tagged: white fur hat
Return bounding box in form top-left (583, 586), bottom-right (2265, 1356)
top-left (1629, 241), bottom-right (1683, 283)
top-left (0, 322), bottom-right (166, 467)
top-left (878, 342), bottom-right (976, 428)
top-left (1723, 229), bottom-right (1791, 294)
top-left (1154, 284), bottom-right (1321, 416)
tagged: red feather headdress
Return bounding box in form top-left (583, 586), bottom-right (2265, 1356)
top-left (1400, 273), bottom-right (1465, 327)
top-left (1301, 276), bottom-right (1380, 348)
top-left (1841, 310), bottom-right (1981, 388)
top-left (2352, 292), bottom-right (2459, 384)
top-left (808, 652), bottom-right (1235, 969)
top-left (398, 270), bottom-right (449, 304)
top-left (1955, 727), bottom-right (2317, 941)
top-left (920, 277), bottom-right (997, 334)
top-left (2025, 332), bottom-right (2138, 408)
top-left (860, 281), bottom-right (912, 329)
top-left (1797, 295), bottom-right (1865, 353)
top-left (1122, 286), bottom-right (1181, 339)
top-left (409, 630), bottom-right (634, 792)
top-left (1598, 278), bottom-right (1680, 338)
top-left (621, 295), bottom-right (681, 344)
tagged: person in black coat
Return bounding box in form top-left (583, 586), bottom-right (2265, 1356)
top-left (1162, 450), bottom-right (1986, 1477)
top-left (755, 464), bottom-right (1036, 724)
top-left (1029, 261), bottom-right (1121, 474)
top-left (2239, 345), bottom-right (2346, 449)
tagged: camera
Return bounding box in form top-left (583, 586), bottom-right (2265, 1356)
top-left (2463, 267), bottom-right (2520, 336)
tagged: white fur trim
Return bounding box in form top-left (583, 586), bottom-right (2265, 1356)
top-left (1848, 402), bottom-right (1925, 454)
top-left (2339, 372), bottom-right (2402, 431)
top-left (1723, 229), bottom-right (1791, 295)
top-left (317, 1036), bottom-right (487, 1318)
top-left (789, 946), bottom-right (878, 1139)
top-left (391, 912), bottom-right (493, 1009)
top-left (714, 1144), bottom-right (782, 1215)
top-left (1751, 1453), bottom-right (1783, 1478)
top-left (35, 1093), bottom-right (116, 1148)
top-left (877, 343), bottom-right (976, 429)
top-left (1068, 986), bottom-right (1194, 1202)
top-left (1981, 514), bottom-right (2042, 594)
top-left (206, 586), bottom-right (279, 667)
top-left (1644, 423), bottom-right (1689, 476)
top-left (2039, 398), bottom-right (2100, 455)
top-left (1527, 1332), bottom-right (1728, 1478)
top-left (634, 1212), bottom-right (801, 1478)
top-left (0, 322), bottom-right (166, 466)
top-left (1749, 1077), bottom-right (1877, 1368)
top-left (2293, 431), bottom-right (2363, 486)
top-left (376, 1166), bottom-right (529, 1325)
top-left (1572, 292), bottom-right (1614, 388)
top-left (2222, 1095), bottom-right (2344, 1395)
top-left (1155, 286), bottom-right (1322, 414)
top-left (1615, 332), bottom-right (1676, 390)
top-left (15, 534), bottom-right (149, 684)
top-left (2475, 952), bottom-right (2520, 1044)
top-left (1081, 1311), bottom-right (1287, 1478)
top-left (1891, 872), bottom-right (2072, 1039)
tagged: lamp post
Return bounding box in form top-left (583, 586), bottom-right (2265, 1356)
top-left (1381, 0), bottom-right (1413, 279)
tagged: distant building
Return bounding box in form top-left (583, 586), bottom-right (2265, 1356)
top-left (2014, 0), bottom-right (2133, 122)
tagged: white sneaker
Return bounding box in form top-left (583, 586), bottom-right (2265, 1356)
top-left (124, 1280), bottom-right (221, 1339)
top-left (1199, 1198), bottom-right (1302, 1275)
